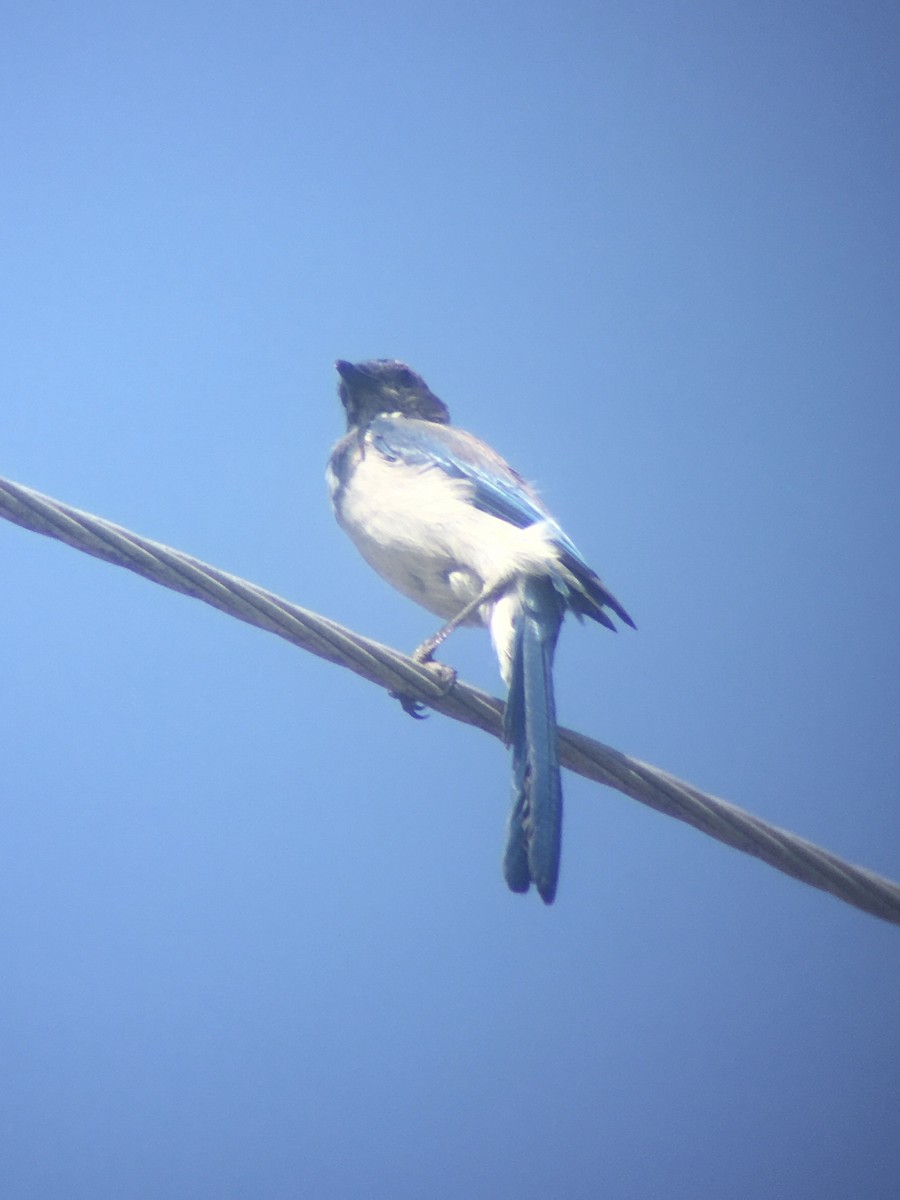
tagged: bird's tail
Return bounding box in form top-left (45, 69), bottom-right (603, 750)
top-left (502, 577), bottom-right (565, 904)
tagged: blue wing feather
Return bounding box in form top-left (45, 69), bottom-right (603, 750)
top-left (369, 415), bottom-right (559, 535)
top-left (368, 416), bottom-right (635, 630)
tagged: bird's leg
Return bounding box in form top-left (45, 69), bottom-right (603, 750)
top-left (413, 581), bottom-right (504, 664)
top-left (392, 581), bottom-right (505, 720)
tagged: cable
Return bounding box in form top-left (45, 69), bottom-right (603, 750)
top-left (2, 474), bottom-right (898, 926)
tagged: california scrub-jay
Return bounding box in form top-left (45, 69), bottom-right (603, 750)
top-left (327, 359), bottom-right (634, 903)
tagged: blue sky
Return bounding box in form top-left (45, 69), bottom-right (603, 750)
top-left (2, 2), bottom-right (899, 1197)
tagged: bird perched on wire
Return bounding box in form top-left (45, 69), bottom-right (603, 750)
top-left (326, 358), bottom-right (634, 903)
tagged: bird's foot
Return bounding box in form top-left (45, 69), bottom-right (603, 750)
top-left (421, 660), bottom-right (457, 694)
top-left (390, 659), bottom-right (458, 719)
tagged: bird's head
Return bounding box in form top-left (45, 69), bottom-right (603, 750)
top-left (335, 359), bottom-right (451, 429)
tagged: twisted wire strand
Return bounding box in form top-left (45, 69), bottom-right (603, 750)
top-left (2, 474), bottom-right (898, 926)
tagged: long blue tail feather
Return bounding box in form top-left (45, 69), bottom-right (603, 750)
top-left (502, 578), bottom-right (565, 904)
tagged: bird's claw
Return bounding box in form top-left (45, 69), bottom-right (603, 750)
top-left (390, 690), bottom-right (430, 719)
top-left (390, 660), bottom-right (458, 719)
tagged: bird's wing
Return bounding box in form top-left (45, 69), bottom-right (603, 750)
top-left (369, 416), bottom-right (560, 532)
top-left (368, 416), bottom-right (635, 630)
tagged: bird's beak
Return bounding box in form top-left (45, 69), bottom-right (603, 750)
top-left (335, 359), bottom-right (362, 383)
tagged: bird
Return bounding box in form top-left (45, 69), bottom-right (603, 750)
top-left (326, 358), bottom-right (634, 903)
